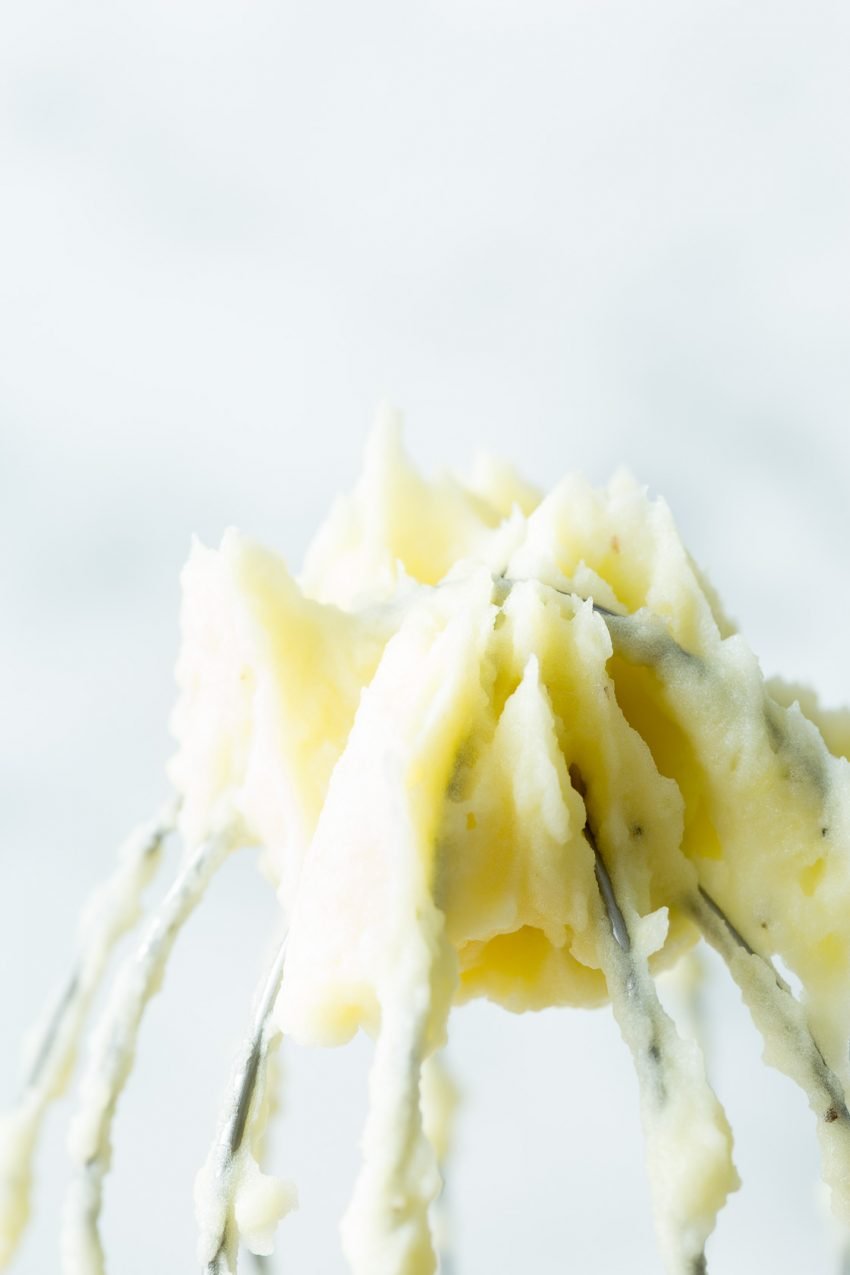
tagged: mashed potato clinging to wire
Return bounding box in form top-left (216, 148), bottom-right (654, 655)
top-left (3, 412), bottom-right (850, 1275)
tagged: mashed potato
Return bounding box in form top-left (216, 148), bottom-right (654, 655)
top-left (171, 412), bottom-right (850, 1274)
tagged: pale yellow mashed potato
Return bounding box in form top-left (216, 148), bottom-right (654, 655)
top-left (168, 412), bottom-right (850, 1274)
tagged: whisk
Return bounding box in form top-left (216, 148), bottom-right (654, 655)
top-left (2, 420), bottom-right (850, 1274)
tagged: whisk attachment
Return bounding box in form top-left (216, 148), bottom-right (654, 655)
top-left (62, 825), bottom-right (236, 1275)
top-left (8, 427), bottom-right (850, 1275)
top-left (583, 799), bottom-right (736, 1275)
top-left (197, 933), bottom-right (294, 1275)
top-left (0, 800), bottom-right (176, 1268)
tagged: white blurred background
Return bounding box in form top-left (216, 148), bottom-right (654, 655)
top-left (1, 1), bottom-right (849, 1271)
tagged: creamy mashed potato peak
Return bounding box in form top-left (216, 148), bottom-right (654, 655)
top-left (169, 419), bottom-right (741, 1019)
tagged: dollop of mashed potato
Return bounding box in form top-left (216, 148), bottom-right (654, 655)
top-left (169, 412), bottom-right (850, 1274)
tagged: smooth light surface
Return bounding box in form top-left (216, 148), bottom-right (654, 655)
top-left (1, 2), bottom-right (849, 1272)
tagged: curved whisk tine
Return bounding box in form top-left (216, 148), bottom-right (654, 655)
top-left (62, 825), bottom-right (236, 1275)
top-left (583, 804), bottom-right (736, 1275)
top-left (198, 933), bottom-right (293, 1275)
top-left (689, 888), bottom-right (850, 1205)
top-left (421, 1050), bottom-right (459, 1275)
top-left (0, 799), bottom-right (177, 1267)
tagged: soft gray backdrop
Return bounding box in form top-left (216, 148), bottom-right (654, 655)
top-left (1, 2), bottom-right (849, 1272)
